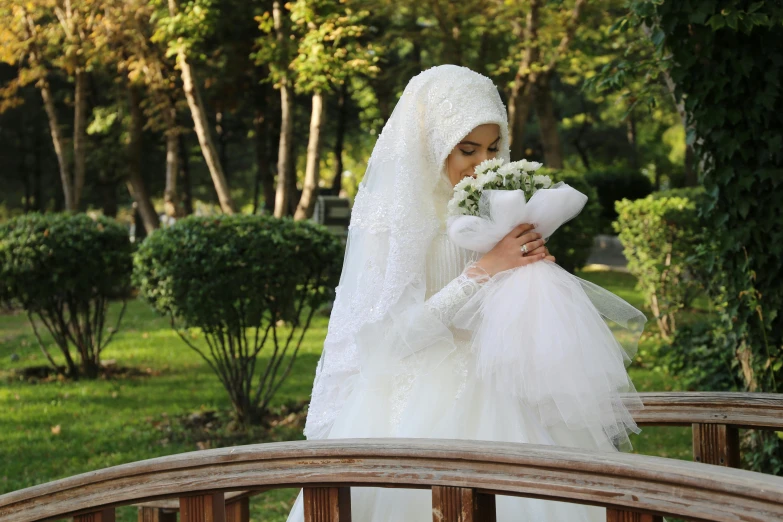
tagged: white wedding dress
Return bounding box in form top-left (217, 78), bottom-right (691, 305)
top-left (287, 179), bottom-right (608, 522)
top-left (288, 65), bottom-right (639, 521)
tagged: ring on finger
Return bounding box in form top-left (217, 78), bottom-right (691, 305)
top-left (521, 244), bottom-right (529, 255)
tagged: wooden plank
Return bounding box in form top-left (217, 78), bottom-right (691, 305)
top-left (432, 487), bottom-right (496, 522)
top-left (693, 423), bottom-right (741, 467)
top-left (633, 392), bottom-right (783, 428)
top-left (180, 492), bottom-right (225, 522)
top-left (606, 509), bottom-right (662, 522)
top-left (136, 490), bottom-right (257, 511)
top-left (137, 506), bottom-right (177, 522)
top-left (303, 487), bottom-right (351, 522)
top-left (74, 508), bottom-right (115, 522)
top-left (3, 438), bottom-right (783, 522)
top-left (225, 497), bottom-right (249, 522)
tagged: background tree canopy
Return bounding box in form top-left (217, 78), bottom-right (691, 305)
top-left (0, 0), bottom-right (691, 225)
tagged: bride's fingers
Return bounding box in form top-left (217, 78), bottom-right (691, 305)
top-left (508, 223), bottom-right (535, 238)
top-left (515, 231), bottom-right (541, 247)
top-left (521, 239), bottom-right (545, 255)
top-left (517, 252), bottom-right (546, 267)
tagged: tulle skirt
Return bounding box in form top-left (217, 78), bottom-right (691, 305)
top-left (286, 333), bottom-right (610, 522)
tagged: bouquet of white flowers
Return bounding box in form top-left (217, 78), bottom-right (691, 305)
top-left (447, 158), bottom-right (549, 218)
top-left (445, 157), bottom-right (647, 451)
top-left (446, 158), bottom-right (586, 253)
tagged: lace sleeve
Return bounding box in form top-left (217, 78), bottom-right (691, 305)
top-left (425, 264), bottom-right (489, 326)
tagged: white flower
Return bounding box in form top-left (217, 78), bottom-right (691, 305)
top-left (497, 163), bottom-right (517, 176)
top-left (453, 176), bottom-right (476, 192)
top-left (447, 197), bottom-right (462, 216)
top-left (474, 158), bottom-right (504, 176)
top-left (476, 169), bottom-right (499, 187)
top-left (533, 174), bottom-right (552, 188)
top-left (525, 161), bottom-right (543, 172)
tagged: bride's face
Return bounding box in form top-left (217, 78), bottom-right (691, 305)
top-left (445, 123), bottom-right (501, 187)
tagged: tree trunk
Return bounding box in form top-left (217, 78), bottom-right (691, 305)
top-left (627, 109), bottom-right (638, 169)
top-left (72, 67), bottom-right (88, 209)
top-left (164, 129), bottom-right (181, 217)
top-left (534, 75), bottom-right (563, 169)
top-left (216, 109), bottom-right (229, 181)
top-left (685, 145), bottom-right (697, 186)
top-left (295, 92), bottom-right (325, 220)
top-left (253, 109), bottom-right (274, 214)
top-left (286, 137), bottom-right (298, 216)
top-left (508, 0), bottom-right (540, 161)
top-left (273, 0), bottom-right (294, 218)
top-left (39, 80), bottom-right (74, 211)
top-left (643, 23), bottom-right (698, 186)
top-left (330, 82), bottom-right (348, 193)
top-left (178, 133), bottom-right (194, 215)
top-left (169, 0), bottom-right (236, 214)
top-left (127, 85), bottom-right (160, 234)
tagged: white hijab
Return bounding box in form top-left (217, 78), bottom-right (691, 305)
top-left (305, 65), bottom-right (510, 439)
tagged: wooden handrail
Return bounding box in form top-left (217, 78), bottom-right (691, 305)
top-left (1, 438), bottom-right (782, 522)
top-left (635, 392), bottom-right (783, 428)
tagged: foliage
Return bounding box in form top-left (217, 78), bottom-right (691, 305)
top-left (662, 319), bottom-right (742, 392)
top-left (288, 0), bottom-right (380, 95)
top-left (614, 188), bottom-right (705, 340)
top-left (0, 212), bottom-right (133, 378)
top-left (622, 0), bottom-right (783, 474)
top-left (584, 168), bottom-right (653, 231)
top-left (539, 168), bottom-right (601, 273)
top-left (132, 215), bottom-right (342, 425)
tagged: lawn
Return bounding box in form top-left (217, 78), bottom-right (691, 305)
top-left (0, 269), bottom-right (692, 521)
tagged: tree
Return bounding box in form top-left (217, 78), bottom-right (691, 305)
top-left (255, 1), bottom-right (296, 217)
top-left (153, 0), bottom-right (237, 214)
top-left (289, 0), bottom-right (379, 220)
top-left (0, 0), bottom-right (101, 211)
top-left (500, 0), bottom-right (587, 163)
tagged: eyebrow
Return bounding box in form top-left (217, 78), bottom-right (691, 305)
top-left (459, 136), bottom-right (501, 147)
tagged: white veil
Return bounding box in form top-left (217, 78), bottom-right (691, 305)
top-left (304, 65), bottom-right (510, 440)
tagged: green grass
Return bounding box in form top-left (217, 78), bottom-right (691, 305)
top-left (0, 270), bottom-right (692, 520)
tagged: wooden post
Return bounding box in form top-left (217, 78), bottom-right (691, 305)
top-left (225, 497), bottom-right (250, 522)
top-left (432, 486), bottom-right (496, 522)
top-left (138, 507), bottom-right (177, 522)
top-left (692, 423), bottom-right (740, 467)
top-left (74, 508), bottom-right (115, 522)
top-left (303, 487), bottom-right (352, 522)
top-left (605, 509), bottom-right (663, 522)
top-left (180, 492), bottom-right (226, 522)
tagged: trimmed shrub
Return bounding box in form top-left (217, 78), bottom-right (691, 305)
top-left (585, 169), bottom-right (654, 232)
top-left (133, 215), bottom-right (342, 425)
top-left (0, 213), bottom-right (133, 378)
top-left (538, 169), bottom-right (602, 274)
top-left (662, 319), bottom-right (742, 392)
top-left (614, 188), bottom-right (706, 340)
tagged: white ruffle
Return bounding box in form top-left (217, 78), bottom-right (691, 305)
top-left (453, 262), bottom-right (644, 450)
top-left (448, 185), bottom-right (646, 450)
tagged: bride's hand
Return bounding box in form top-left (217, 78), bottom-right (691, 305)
top-left (474, 223), bottom-right (550, 277)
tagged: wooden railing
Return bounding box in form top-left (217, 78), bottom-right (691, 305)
top-left (1, 392), bottom-right (781, 522)
top-left (1, 438), bottom-right (783, 522)
top-left (634, 392), bottom-right (783, 467)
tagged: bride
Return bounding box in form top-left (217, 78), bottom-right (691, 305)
top-left (288, 65), bottom-right (644, 521)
